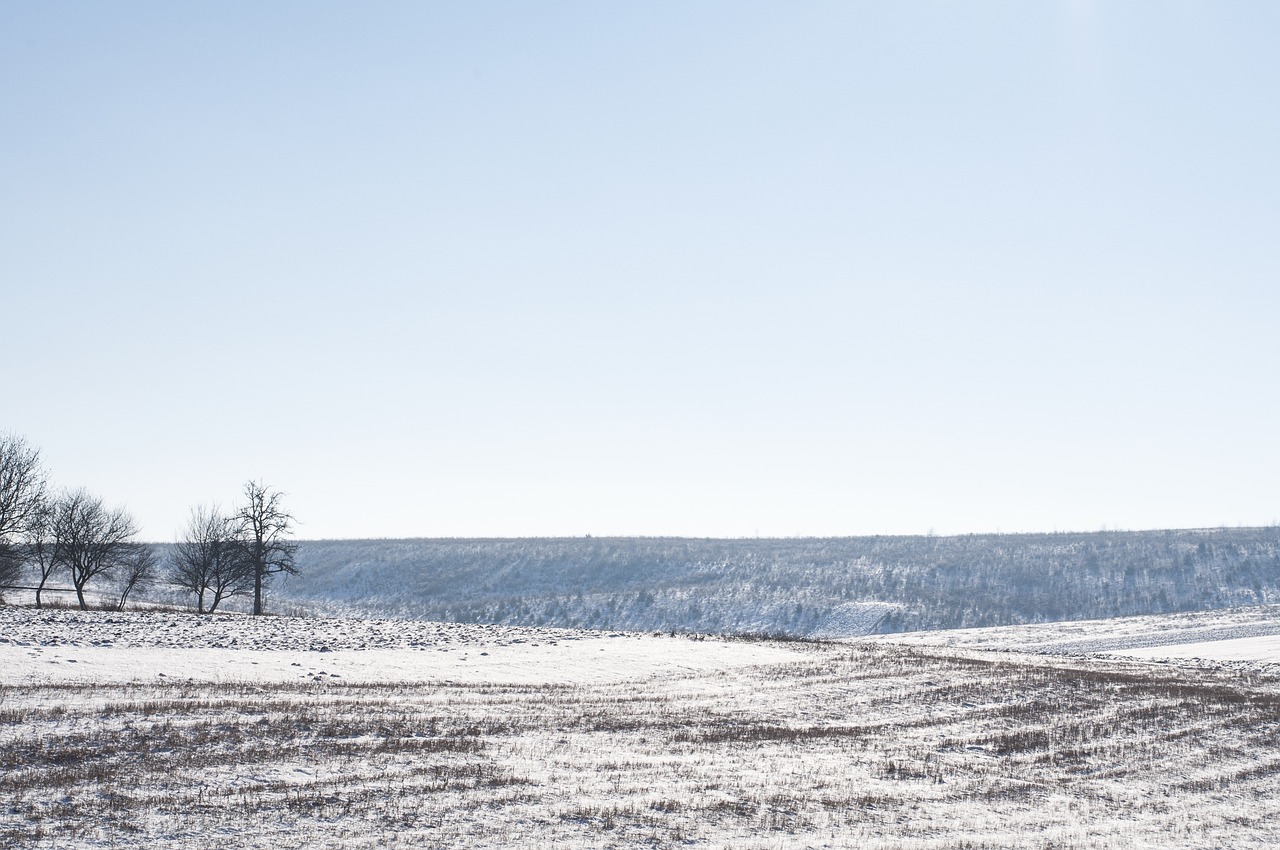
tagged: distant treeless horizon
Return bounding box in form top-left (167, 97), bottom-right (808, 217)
top-left (3, 3), bottom-right (1277, 541)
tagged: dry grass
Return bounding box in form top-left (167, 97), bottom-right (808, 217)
top-left (3, 644), bottom-right (1280, 848)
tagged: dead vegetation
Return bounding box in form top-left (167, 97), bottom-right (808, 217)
top-left (3, 644), bottom-right (1280, 848)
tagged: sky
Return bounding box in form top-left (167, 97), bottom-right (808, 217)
top-left (2, 2), bottom-right (1278, 541)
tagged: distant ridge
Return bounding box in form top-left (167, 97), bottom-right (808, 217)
top-left (271, 527), bottom-right (1280, 637)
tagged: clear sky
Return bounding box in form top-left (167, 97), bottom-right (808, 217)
top-left (3, 2), bottom-right (1278, 541)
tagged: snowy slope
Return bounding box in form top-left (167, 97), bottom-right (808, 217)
top-left (0, 608), bottom-right (802, 686)
top-left (264, 528), bottom-right (1280, 636)
top-left (872, 603), bottom-right (1280, 667)
top-left (5, 606), bottom-right (1280, 849)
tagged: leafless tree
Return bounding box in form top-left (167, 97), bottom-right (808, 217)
top-left (0, 433), bottom-right (48, 592)
top-left (0, 543), bottom-right (21, 600)
top-left (113, 545), bottom-right (158, 611)
top-left (0, 433), bottom-right (47, 543)
top-left (52, 489), bottom-right (142, 610)
top-left (27, 499), bottom-right (60, 608)
top-left (170, 504), bottom-right (252, 613)
top-left (232, 481), bottom-right (298, 615)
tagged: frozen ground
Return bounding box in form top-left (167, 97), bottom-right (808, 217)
top-left (3, 607), bottom-right (1280, 849)
top-left (873, 604), bottom-right (1280, 662)
top-left (0, 609), bottom-right (801, 687)
top-left (1119, 634), bottom-right (1280, 663)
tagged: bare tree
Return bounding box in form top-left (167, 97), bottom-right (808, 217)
top-left (52, 489), bottom-right (142, 610)
top-left (27, 499), bottom-right (60, 608)
top-left (0, 433), bottom-right (47, 543)
top-left (0, 542), bottom-right (21, 600)
top-left (232, 481), bottom-right (298, 615)
top-left (113, 545), bottom-right (158, 611)
top-left (170, 504), bottom-right (252, 613)
top-left (0, 433), bottom-right (47, 592)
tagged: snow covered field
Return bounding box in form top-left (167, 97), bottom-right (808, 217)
top-left (4, 607), bottom-right (1280, 848)
top-left (875, 604), bottom-right (1280, 666)
top-left (0, 609), bottom-right (801, 687)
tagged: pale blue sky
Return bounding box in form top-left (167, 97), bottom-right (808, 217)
top-left (3, 2), bottom-right (1278, 540)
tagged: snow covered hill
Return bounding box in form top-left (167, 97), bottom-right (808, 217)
top-left (265, 528), bottom-right (1280, 636)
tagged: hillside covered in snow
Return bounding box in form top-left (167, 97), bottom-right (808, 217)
top-left (269, 527), bottom-right (1280, 637)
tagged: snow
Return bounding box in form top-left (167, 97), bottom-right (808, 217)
top-left (274, 529), bottom-right (1280, 636)
top-left (1117, 634), bottom-right (1280, 663)
top-left (5, 605), bottom-right (1280, 849)
top-left (0, 608), bottom-right (805, 686)
top-left (870, 604), bottom-right (1280, 662)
